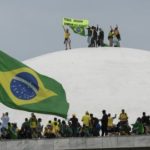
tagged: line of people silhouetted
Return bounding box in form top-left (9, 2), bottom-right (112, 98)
top-left (0, 110), bottom-right (150, 140)
top-left (62, 25), bottom-right (121, 50)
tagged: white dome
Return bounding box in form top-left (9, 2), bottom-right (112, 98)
top-left (1, 47), bottom-right (150, 126)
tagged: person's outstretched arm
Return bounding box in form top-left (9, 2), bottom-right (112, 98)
top-left (110, 26), bottom-right (113, 30)
top-left (96, 25), bottom-right (99, 31)
top-left (62, 25), bottom-right (65, 31)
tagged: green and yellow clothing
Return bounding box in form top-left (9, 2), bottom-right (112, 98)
top-left (64, 32), bottom-right (70, 39)
top-left (108, 31), bottom-right (114, 39)
top-left (82, 114), bottom-right (91, 127)
top-left (29, 118), bottom-right (37, 129)
top-left (108, 116), bottom-right (113, 127)
top-left (119, 113), bottom-right (128, 122)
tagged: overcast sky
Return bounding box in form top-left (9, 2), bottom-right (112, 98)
top-left (0, 0), bottom-right (150, 60)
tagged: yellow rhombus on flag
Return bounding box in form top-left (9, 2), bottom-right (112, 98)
top-left (0, 50), bottom-right (69, 118)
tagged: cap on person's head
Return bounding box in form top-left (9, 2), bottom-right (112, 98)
top-left (86, 111), bottom-right (89, 115)
top-left (90, 113), bottom-right (93, 117)
top-left (102, 110), bottom-right (106, 114)
top-left (143, 112), bottom-right (146, 115)
top-left (122, 109), bottom-right (125, 112)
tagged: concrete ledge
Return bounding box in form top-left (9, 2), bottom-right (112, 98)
top-left (0, 135), bottom-right (150, 150)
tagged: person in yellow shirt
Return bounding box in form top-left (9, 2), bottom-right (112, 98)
top-left (119, 109), bottom-right (128, 125)
top-left (51, 118), bottom-right (60, 137)
top-left (29, 113), bottom-right (38, 138)
top-left (52, 122), bottom-right (60, 137)
top-left (81, 111), bottom-right (91, 127)
top-left (63, 26), bottom-right (71, 50)
top-left (108, 113), bottom-right (117, 128)
top-left (107, 113), bottom-right (117, 135)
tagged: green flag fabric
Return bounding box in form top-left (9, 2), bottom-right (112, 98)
top-left (69, 25), bottom-right (86, 36)
top-left (0, 50), bottom-right (69, 118)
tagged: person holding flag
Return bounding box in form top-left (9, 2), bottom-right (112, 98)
top-left (63, 26), bottom-right (71, 50)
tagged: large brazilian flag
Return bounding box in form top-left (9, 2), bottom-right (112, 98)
top-left (0, 50), bottom-right (69, 118)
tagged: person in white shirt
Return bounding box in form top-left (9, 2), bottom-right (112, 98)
top-left (1, 112), bottom-right (9, 129)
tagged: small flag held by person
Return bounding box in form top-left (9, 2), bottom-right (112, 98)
top-left (0, 50), bottom-right (69, 118)
top-left (69, 25), bottom-right (86, 36)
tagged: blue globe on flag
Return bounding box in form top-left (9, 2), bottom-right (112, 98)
top-left (10, 72), bottom-right (39, 100)
top-left (76, 27), bottom-right (81, 33)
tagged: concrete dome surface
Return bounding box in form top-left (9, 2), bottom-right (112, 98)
top-left (0, 47), bottom-right (150, 126)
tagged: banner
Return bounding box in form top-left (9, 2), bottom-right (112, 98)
top-left (63, 18), bottom-right (89, 36)
top-left (63, 18), bottom-right (89, 27)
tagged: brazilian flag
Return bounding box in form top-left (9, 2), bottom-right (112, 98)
top-left (69, 25), bottom-right (86, 36)
top-left (0, 50), bottom-right (69, 118)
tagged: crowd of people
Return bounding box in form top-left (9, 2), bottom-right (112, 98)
top-left (63, 25), bottom-right (121, 50)
top-left (0, 110), bottom-right (150, 140)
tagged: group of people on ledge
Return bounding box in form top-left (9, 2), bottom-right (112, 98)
top-left (0, 110), bottom-right (150, 140)
top-left (63, 25), bottom-right (121, 50)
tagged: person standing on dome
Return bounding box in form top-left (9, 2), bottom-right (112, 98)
top-left (108, 26), bottom-right (114, 46)
top-left (63, 26), bottom-right (71, 50)
top-left (114, 25), bottom-right (121, 42)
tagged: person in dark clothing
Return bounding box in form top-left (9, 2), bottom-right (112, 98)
top-left (141, 112), bottom-right (150, 134)
top-left (20, 118), bottom-right (31, 139)
top-left (97, 28), bottom-right (104, 46)
top-left (114, 25), bottom-right (121, 41)
top-left (90, 26), bottom-right (98, 47)
top-left (141, 112), bottom-right (149, 125)
top-left (101, 110), bottom-right (108, 136)
top-left (69, 114), bottom-right (79, 137)
top-left (92, 117), bottom-right (101, 136)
